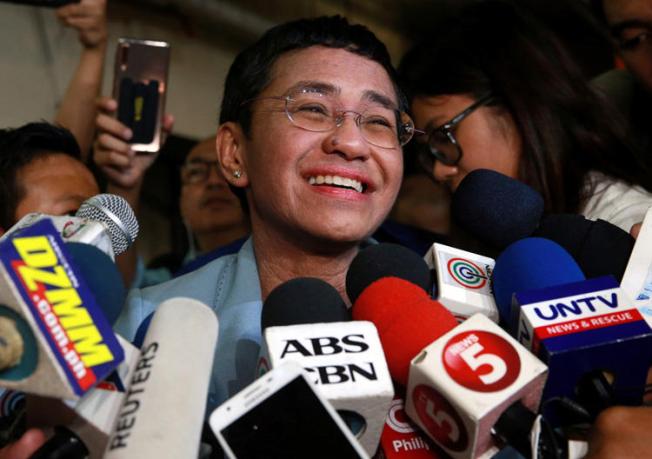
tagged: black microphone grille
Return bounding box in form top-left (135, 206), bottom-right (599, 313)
top-left (261, 277), bottom-right (350, 329)
top-left (346, 243), bottom-right (431, 304)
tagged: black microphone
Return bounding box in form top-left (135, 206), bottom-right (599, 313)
top-left (347, 243), bottom-right (434, 302)
top-left (258, 277), bottom-right (394, 456)
top-left (533, 214), bottom-right (634, 282)
top-left (451, 169), bottom-right (544, 250)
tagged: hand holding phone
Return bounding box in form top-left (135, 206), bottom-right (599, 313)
top-left (209, 362), bottom-right (369, 459)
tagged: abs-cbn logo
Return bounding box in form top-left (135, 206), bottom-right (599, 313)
top-left (443, 330), bottom-right (520, 393)
top-left (280, 334), bottom-right (379, 385)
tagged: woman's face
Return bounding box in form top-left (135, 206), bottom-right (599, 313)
top-left (234, 46), bottom-right (404, 247)
top-left (411, 94), bottom-right (522, 192)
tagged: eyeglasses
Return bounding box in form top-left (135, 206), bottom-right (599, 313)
top-left (181, 159), bottom-right (220, 184)
top-left (612, 21), bottom-right (652, 52)
top-left (243, 89), bottom-right (419, 149)
top-left (416, 93), bottom-right (494, 172)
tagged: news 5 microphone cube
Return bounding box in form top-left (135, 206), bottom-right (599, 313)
top-left (514, 276), bottom-right (652, 412)
top-left (260, 321), bottom-right (394, 456)
top-left (405, 314), bottom-right (547, 459)
top-left (26, 336), bottom-right (139, 459)
top-left (0, 219), bottom-right (124, 399)
top-left (425, 244), bottom-right (499, 322)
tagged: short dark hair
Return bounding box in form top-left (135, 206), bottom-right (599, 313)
top-left (0, 122), bottom-right (81, 229)
top-left (220, 15), bottom-right (405, 133)
top-left (219, 15), bottom-right (405, 211)
top-left (399, 0), bottom-right (651, 213)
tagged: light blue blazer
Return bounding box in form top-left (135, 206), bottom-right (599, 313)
top-left (114, 238), bottom-right (263, 413)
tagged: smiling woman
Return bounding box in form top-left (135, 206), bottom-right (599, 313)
top-left (114, 15), bottom-right (413, 413)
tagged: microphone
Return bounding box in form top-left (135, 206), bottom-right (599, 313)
top-left (346, 243), bottom-right (432, 302)
top-left (0, 218), bottom-right (124, 399)
top-left (451, 169), bottom-right (634, 284)
top-left (425, 242), bottom-right (499, 322)
top-left (258, 277), bottom-right (394, 456)
top-left (26, 336), bottom-right (140, 459)
top-left (1, 193), bottom-right (139, 259)
top-left (514, 275), bottom-right (652, 424)
top-left (352, 282), bottom-right (549, 458)
top-left (348, 247), bottom-right (550, 459)
top-left (104, 297), bottom-right (218, 458)
top-left (533, 214), bottom-right (634, 282)
top-left (492, 238), bottom-right (585, 326)
top-left (75, 194), bottom-right (139, 256)
top-left (451, 169), bottom-right (544, 250)
top-left (64, 243), bottom-right (126, 325)
top-left (613, 205), bottom-right (652, 302)
top-left (378, 396), bottom-right (440, 458)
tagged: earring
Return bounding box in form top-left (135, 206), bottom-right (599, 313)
top-left (233, 170), bottom-right (242, 179)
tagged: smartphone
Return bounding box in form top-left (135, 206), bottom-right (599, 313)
top-left (112, 38), bottom-right (170, 153)
top-left (0, 0), bottom-right (79, 6)
top-left (209, 362), bottom-right (369, 459)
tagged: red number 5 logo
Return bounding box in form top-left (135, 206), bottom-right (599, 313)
top-left (443, 330), bottom-right (521, 392)
top-left (412, 384), bottom-right (469, 452)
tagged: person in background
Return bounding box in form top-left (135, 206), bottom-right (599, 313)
top-left (400, 0), bottom-right (652, 236)
top-left (0, 122), bottom-right (99, 236)
top-left (591, 0), bottom-right (652, 160)
top-left (173, 136), bottom-right (250, 277)
top-left (136, 137), bottom-right (251, 286)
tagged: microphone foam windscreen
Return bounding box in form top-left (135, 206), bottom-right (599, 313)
top-left (346, 243), bottom-right (431, 305)
top-left (451, 169), bottom-right (544, 249)
top-left (492, 237), bottom-right (585, 325)
top-left (65, 242), bottom-right (126, 325)
top-left (352, 277), bottom-right (457, 386)
top-left (261, 277), bottom-right (350, 329)
top-left (534, 215), bottom-right (634, 282)
top-left (76, 194), bottom-right (139, 255)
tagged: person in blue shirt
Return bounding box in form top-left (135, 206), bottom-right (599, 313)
top-left (114, 15), bottom-right (419, 414)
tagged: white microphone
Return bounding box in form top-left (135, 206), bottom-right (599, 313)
top-left (104, 297), bottom-right (218, 458)
top-left (404, 314), bottom-right (548, 459)
top-left (425, 242), bottom-right (499, 322)
top-left (621, 206), bottom-right (652, 316)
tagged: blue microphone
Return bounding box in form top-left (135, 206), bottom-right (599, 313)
top-left (492, 237), bottom-right (585, 326)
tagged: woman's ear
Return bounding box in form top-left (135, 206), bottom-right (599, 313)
top-left (216, 122), bottom-right (249, 188)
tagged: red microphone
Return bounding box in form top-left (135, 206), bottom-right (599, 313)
top-left (350, 267), bottom-right (548, 458)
